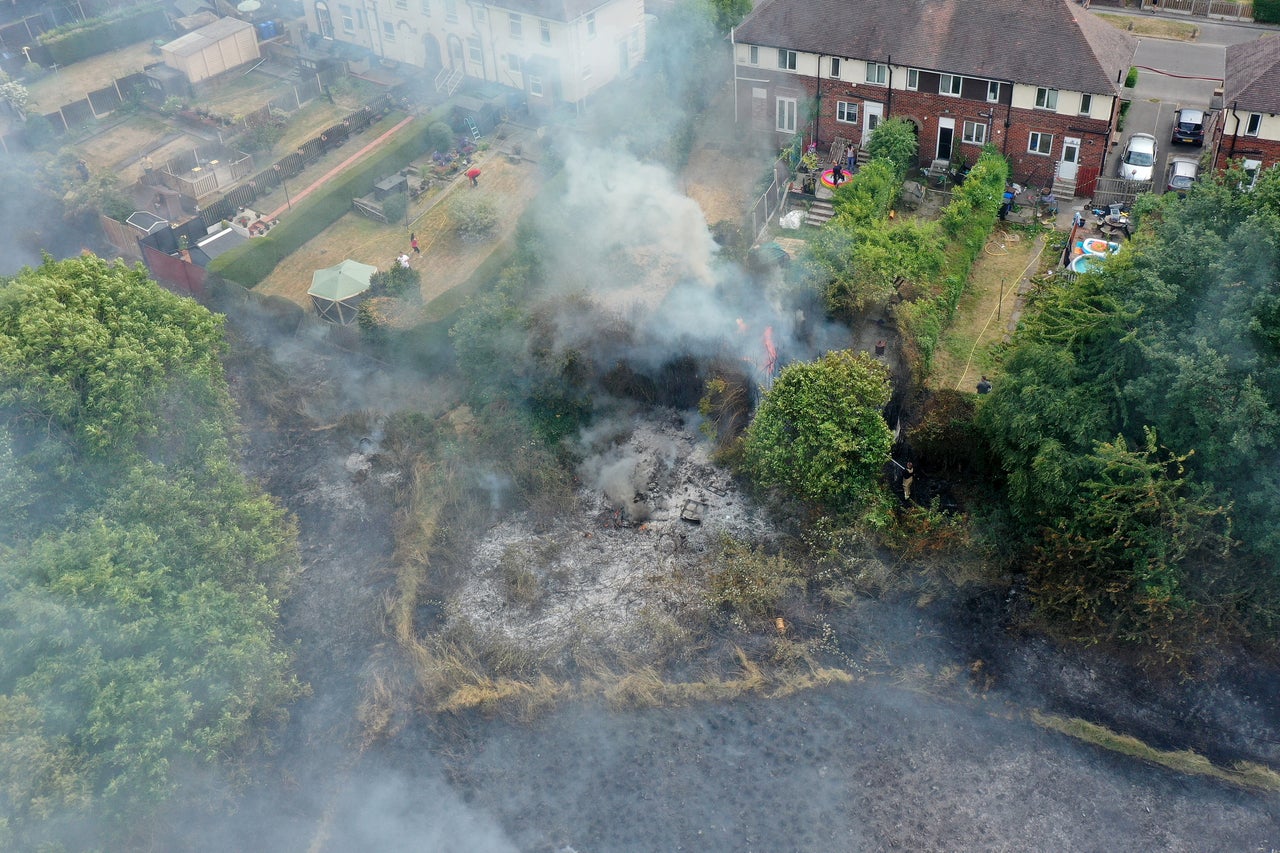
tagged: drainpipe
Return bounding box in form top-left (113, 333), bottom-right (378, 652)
top-left (885, 54), bottom-right (892, 117)
top-left (1001, 94), bottom-right (1012, 157)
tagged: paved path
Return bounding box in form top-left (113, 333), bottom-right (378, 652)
top-left (263, 115), bottom-right (415, 221)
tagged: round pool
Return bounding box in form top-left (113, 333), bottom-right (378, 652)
top-left (1080, 238), bottom-right (1120, 256)
top-left (1070, 253), bottom-right (1102, 274)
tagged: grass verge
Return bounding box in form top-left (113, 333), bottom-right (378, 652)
top-left (1096, 12), bottom-right (1198, 41)
top-left (1031, 711), bottom-right (1280, 792)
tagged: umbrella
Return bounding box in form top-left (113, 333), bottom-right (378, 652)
top-left (308, 259), bottom-right (376, 324)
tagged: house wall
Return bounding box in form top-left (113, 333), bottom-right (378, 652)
top-left (310, 0), bottom-right (644, 104)
top-left (734, 46), bottom-right (1114, 187)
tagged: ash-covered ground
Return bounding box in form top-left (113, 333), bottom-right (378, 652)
top-left (452, 411), bottom-right (776, 659)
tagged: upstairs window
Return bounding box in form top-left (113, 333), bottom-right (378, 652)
top-left (1246, 112), bottom-right (1262, 136)
top-left (339, 4), bottom-right (354, 32)
top-left (939, 74), bottom-right (962, 96)
top-left (1035, 87), bottom-right (1058, 110)
top-left (444, 0), bottom-right (457, 22)
top-left (467, 35), bottom-right (482, 62)
top-left (509, 12), bottom-right (523, 39)
top-left (829, 57), bottom-right (841, 78)
top-left (778, 49), bottom-right (796, 70)
top-left (865, 61), bottom-right (887, 85)
top-left (586, 12), bottom-right (596, 37)
top-left (540, 19), bottom-right (551, 44)
top-left (382, 20), bottom-right (395, 40)
top-left (987, 81), bottom-right (1000, 102)
top-left (419, 0), bottom-right (430, 15)
top-left (906, 68), bottom-right (919, 91)
top-left (747, 44), bottom-right (758, 65)
top-left (1079, 93), bottom-right (1092, 116)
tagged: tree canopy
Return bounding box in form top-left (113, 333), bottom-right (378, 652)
top-left (743, 349), bottom-right (893, 510)
top-left (0, 256), bottom-right (302, 848)
top-left (977, 165), bottom-right (1280, 651)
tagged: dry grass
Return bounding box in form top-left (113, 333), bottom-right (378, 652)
top-left (929, 230), bottom-right (1048, 392)
top-left (1031, 711), bottom-right (1280, 792)
top-left (258, 150), bottom-right (543, 309)
top-left (1095, 12), bottom-right (1199, 41)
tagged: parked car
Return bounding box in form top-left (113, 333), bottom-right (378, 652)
top-left (1167, 156), bottom-right (1199, 195)
top-left (1171, 108), bottom-right (1206, 146)
top-left (1119, 133), bottom-right (1158, 182)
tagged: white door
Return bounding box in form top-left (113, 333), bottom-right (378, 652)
top-left (1059, 136), bottom-right (1081, 181)
top-left (937, 117), bottom-right (955, 161)
top-left (864, 101), bottom-right (884, 137)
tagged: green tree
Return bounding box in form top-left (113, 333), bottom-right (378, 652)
top-left (743, 350), bottom-right (893, 510)
top-left (1030, 429), bottom-right (1234, 654)
top-left (0, 254), bottom-right (226, 456)
top-left (708, 0), bottom-right (751, 32)
top-left (865, 116), bottom-right (919, 178)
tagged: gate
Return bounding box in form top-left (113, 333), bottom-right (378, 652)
top-left (1091, 176), bottom-right (1151, 209)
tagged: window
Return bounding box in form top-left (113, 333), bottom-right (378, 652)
top-left (529, 75), bottom-right (543, 96)
top-left (444, 0), bottom-right (456, 22)
top-left (581, 64), bottom-right (591, 80)
top-left (509, 12), bottom-right (522, 38)
top-left (473, 6), bottom-right (485, 22)
top-left (1028, 131), bottom-right (1053, 155)
top-left (586, 12), bottom-right (596, 37)
top-left (829, 57), bottom-right (841, 78)
top-left (1246, 112), bottom-right (1262, 136)
top-left (467, 35), bottom-right (482, 62)
top-left (507, 53), bottom-right (521, 73)
top-left (939, 74), bottom-right (962, 96)
top-left (394, 0), bottom-right (407, 9)
top-left (987, 81), bottom-right (1000, 102)
top-left (1242, 158), bottom-right (1262, 188)
top-left (962, 120), bottom-right (987, 145)
top-left (339, 4), bottom-right (354, 32)
top-left (777, 49), bottom-right (796, 70)
top-left (836, 101), bottom-right (858, 123)
top-left (540, 20), bottom-right (551, 44)
top-left (1079, 93), bottom-right (1092, 116)
top-left (356, 9), bottom-right (365, 27)
top-left (1035, 87), bottom-right (1058, 110)
top-left (906, 69), bottom-right (919, 91)
top-left (419, 0), bottom-right (429, 15)
top-left (383, 20), bottom-right (395, 40)
top-left (776, 96), bottom-right (797, 132)
top-left (748, 44), bottom-right (758, 65)
top-left (315, 0), bottom-right (334, 37)
top-left (866, 61), bottom-right (887, 85)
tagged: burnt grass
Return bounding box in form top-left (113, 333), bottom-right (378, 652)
top-left (175, 303), bottom-right (1280, 852)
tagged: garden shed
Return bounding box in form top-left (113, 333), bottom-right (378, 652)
top-left (161, 17), bottom-right (261, 84)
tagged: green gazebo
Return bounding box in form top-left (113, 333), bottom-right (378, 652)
top-left (308, 259), bottom-right (377, 325)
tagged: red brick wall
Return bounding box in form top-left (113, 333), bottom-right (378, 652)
top-left (738, 69), bottom-right (1115, 187)
top-left (1217, 134), bottom-right (1280, 173)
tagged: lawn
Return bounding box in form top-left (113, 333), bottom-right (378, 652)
top-left (928, 228), bottom-right (1049, 393)
top-left (1096, 12), bottom-right (1199, 41)
top-left (259, 148), bottom-right (544, 313)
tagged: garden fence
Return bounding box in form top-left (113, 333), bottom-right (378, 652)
top-left (744, 156), bottom-right (792, 244)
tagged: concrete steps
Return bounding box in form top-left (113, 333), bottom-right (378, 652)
top-left (804, 199), bottom-right (835, 227)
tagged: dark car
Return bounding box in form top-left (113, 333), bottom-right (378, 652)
top-left (1171, 108), bottom-right (1206, 146)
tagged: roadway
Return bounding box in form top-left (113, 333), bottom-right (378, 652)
top-left (1104, 9), bottom-right (1272, 193)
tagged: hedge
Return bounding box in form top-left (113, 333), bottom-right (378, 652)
top-left (1255, 0), bottom-right (1280, 23)
top-left (39, 3), bottom-right (170, 66)
top-left (209, 113), bottom-right (436, 287)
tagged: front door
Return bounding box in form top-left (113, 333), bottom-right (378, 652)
top-left (864, 101), bottom-right (884, 138)
top-left (751, 87), bottom-right (768, 131)
top-left (1059, 136), bottom-right (1081, 181)
top-left (937, 117), bottom-right (955, 161)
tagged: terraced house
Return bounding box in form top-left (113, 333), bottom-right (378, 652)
top-left (1216, 35), bottom-right (1280, 186)
top-left (306, 0), bottom-right (645, 109)
top-left (731, 0), bottom-right (1136, 196)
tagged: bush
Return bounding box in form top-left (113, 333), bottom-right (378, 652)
top-left (39, 3), bottom-right (169, 66)
top-left (449, 194), bottom-right (498, 241)
top-left (866, 116), bottom-right (919, 178)
top-left (707, 538), bottom-right (805, 620)
top-left (426, 120), bottom-right (454, 154)
top-left (1124, 66), bottom-right (1139, 88)
top-left (1257, 0), bottom-right (1280, 22)
top-left (380, 191), bottom-right (408, 225)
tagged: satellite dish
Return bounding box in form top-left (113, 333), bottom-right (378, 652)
top-left (237, 0), bottom-right (261, 11)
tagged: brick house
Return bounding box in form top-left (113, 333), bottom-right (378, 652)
top-left (306, 0), bottom-right (645, 110)
top-left (731, 0), bottom-right (1136, 195)
top-left (1215, 36), bottom-right (1280, 187)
